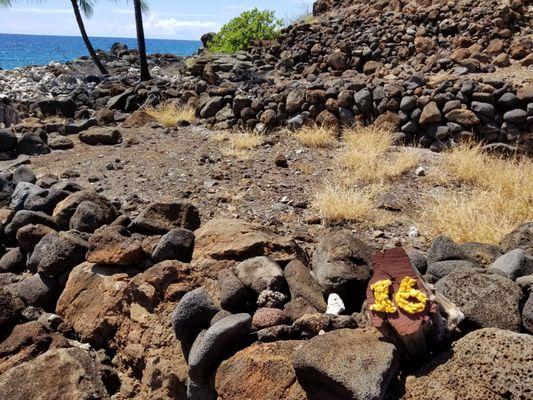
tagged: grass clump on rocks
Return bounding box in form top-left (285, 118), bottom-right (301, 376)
top-left (145, 103), bottom-right (196, 127)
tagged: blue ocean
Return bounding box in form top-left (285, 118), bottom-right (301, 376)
top-left (0, 33), bottom-right (201, 70)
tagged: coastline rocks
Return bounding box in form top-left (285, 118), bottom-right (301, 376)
top-left (404, 328), bottom-right (533, 400)
top-left (293, 328), bottom-right (399, 400)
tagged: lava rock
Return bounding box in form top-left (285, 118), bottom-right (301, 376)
top-left (235, 256), bottom-right (284, 294)
top-left (151, 228), bottom-right (195, 263)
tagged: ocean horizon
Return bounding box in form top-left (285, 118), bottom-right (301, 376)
top-left (0, 32), bottom-right (201, 70)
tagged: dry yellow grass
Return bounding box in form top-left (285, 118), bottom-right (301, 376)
top-left (219, 132), bottom-right (263, 159)
top-left (145, 103), bottom-right (196, 127)
top-left (294, 125), bottom-right (337, 148)
top-left (420, 144), bottom-right (533, 243)
top-left (313, 183), bottom-right (385, 225)
top-left (312, 125), bottom-right (420, 225)
top-left (339, 125), bottom-right (420, 184)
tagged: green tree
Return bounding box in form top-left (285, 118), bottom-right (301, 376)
top-left (209, 8), bottom-right (283, 53)
top-left (0, 0), bottom-right (109, 75)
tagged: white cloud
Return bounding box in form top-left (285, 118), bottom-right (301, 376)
top-left (9, 7), bottom-right (72, 14)
top-left (145, 15), bottom-right (220, 34)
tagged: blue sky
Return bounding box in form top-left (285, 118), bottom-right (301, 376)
top-left (0, 0), bottom-right (314, 40)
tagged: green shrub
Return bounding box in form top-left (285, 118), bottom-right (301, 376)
top-left (208, 8), bottom-right (283, 53)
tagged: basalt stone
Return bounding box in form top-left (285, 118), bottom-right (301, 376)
top-left (0, 177), bottom-right (15, 207)
top-left (129, 202), bottom-right (200, 234)
top-left (0, 130), bottom-right (17, 152)
top-left (12, 165), bottom-right (36, 184)
top-left (400, 96), bottom-right (417, 111)
top-left (16, 223), bottom-right (57, 251)
top-left (5, 210), bottom-right (56, 237)
top-left (293, 328), bottom-right (399, 400)
top-left (86, 225), bottom-right (145, 266)
top-left (30, 98), bottom-right (77, 118)
top-left (218, 269), bottom-right (248, 312)
top-left (523, 293), bottom-right (533, 334)
top-left (0, 247), bottom-right (25, 272)
top-left (312, 231), bottom-right (372, 309)
top-left (503, 109), bottom-right (527, 124)
top-left (353, 89), bottom-right (372, 114)
top-left (427, 235), bottom-right (466, 263)
top-left (69, 200), bottom-right (109, 233)
top-left (28, 231), bottom-right (89, 276)
top-left (252, 307), bottom-right (289, 330)
top-left (7, 272), bottom-right (60, 309)
top-left (0, 287), bottom-right (23, 329)
top-left (500, 222), bottom-right (532, 253)
top-left (235, 256), bottom-right (284, 294)
top-left (24, 188), bottom-right (70, 214)
top-left (489, 249), bottom-right (532, 280)
top-left (435, 270), bottom-right (523, 331)
top-left (53, 190), bottom-right (117, 230)
top-left (16, 132), bottom-right (50, 156)
top-left (284, 259), bottom-right (326, 313)
top-left (79, 127), bottom-right (122, 146)
top-left (151, 228), bottom-right (195, 263)
top-left (171, 287), bottom-right (219, 343)
top-left (10, 182), bottom-right (43, 211)
top-left (426, 260), bottom-right (478, 282)
top-left (188, 313), bottom-right (252, 383)
top-left (471, 101), bottom-right (495, 119)
top-left (419, 102), bottom-right (441, 126)
top-left (498, 92), bottom-right (520, 108)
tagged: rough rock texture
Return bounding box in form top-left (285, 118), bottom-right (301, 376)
top-left (293, 328), bottom-right (398, 400)
top-left (87, 225), bottom-right (145, 266)
top-left (216, 341), bottom-right (307, 400)
top-left (435, 270), bottom-right (523, 331)
top-left (235, 256), bottom-right (284, 294)
top-left (312, 231), bottom-right (373, 309)
top-left (0, 347), bottom-right (109, 400)
top-left (129, 202), bottom-right (200, 234)
top-left (404, 328), bottom-right (533, 400)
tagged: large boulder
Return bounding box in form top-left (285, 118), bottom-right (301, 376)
top-left (311, 231), bottom-right (372, 309)
top-left (293, 328), bottom-right (399, 400)
top-left (193, 218), bottom-right (297, 263)
top-left (56, 262), bottom-right (137, 346)
top-left (0, 347), bottom-right (109, 400)
top-left (216, 341), bottom-right (306, 400)
top-left (404, 328), bottom-right (533, 399)
top-left (435, 270), bottom-right (523, 331)
top-left (129, 202), bottom-right (200, 234)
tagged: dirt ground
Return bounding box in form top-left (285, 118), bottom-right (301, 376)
top-left (28, 125), bottom-right (447, 251)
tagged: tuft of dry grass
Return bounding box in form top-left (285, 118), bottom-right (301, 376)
top-left (294, 125), bottom-right (337, 148)
top-left (219, 132), bottom-right (263, 159)
top-left (145, 103), bottom-right (196, 127)
top-left (339, 125), bottom-right (419, 184)
top-left (313, 183), bottom-right (386, 225)
top-left (420, 144), bottom-right (533, 243)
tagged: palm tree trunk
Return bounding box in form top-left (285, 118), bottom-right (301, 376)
top-left (134, 0), bottom-right (151, 81)
top-left (70, 0), bottom-right (108, 75)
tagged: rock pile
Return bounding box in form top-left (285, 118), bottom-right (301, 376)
top-left (1, 163), bottom-right (532, 399)
top-left (1, 0), bottom-right (531, 159)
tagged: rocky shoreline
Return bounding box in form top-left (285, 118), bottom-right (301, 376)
top-left (1, 0), bottom-right (533, 399)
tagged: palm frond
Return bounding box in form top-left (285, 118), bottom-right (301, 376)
top-left (78, 0), bottom-right (94, 18)
top-left (0, 0), bottom-right (14, 7)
